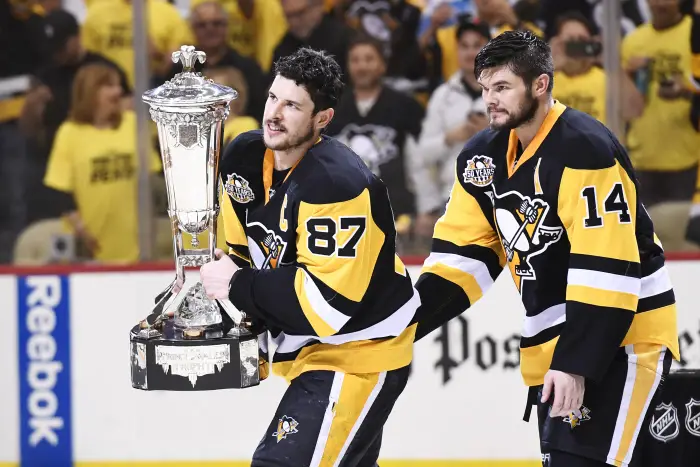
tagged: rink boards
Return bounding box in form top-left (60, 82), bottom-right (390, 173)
top-left (0, 260), bottom-right (698, 466)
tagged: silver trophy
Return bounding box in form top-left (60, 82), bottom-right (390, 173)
top-left (129, 45), bottom-right (263, 391)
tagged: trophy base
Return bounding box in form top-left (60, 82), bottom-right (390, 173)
top-left (129, 319), bottom-right (260, 391)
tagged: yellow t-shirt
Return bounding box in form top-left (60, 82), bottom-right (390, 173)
top-left (223, 115), bottom-right (259, 145)
top-left (189, 0), bottom-right (287, 72)
top-left (84, 0), bottom-right (117, 7)
top-left (82, 0), bottom-right (190, 88)
top-left (621, 16), bottom-right (700, 171)
top-left (554, 66), bottom-right (607, 125)
top-left (44, 111), bottom-right (161, 263)
top-left (182, 116), bottom-right (260, 250)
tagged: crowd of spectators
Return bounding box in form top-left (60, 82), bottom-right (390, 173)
top-left (2, 0), bottom-right (700, 265)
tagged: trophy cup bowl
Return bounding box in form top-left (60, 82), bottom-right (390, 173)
top-left (129, 45), bottom-right (262, 391)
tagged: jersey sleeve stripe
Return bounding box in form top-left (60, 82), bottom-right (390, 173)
top-left (274, 289), bottom-right (420, 354)
top-left (424, 252), bottom-right (495, 290)
top-left (294, 269), bottom-right (352, 336)
top-left (430, 239), bottom-right (504, 279)
top-left (568, 269), bottom-right (641, 296)
top-left (520, 323), bottom-right (564, 349)
top-left (422, 253), bottom-right (493, 303)
top-left (567, 287), bottom-right (639, 312)
top-left (569, 253), bottom-right (641, 278)
top-left (394, 254), bottom-right (407, 276)
top-left (227, 243), bottom-right (250, 261)
top-left (521, 303), bottom-right (566, 338)
top-left (640, 266), bottom-right (673, 299)
top-left (638, 289), bottom-right (676, 313)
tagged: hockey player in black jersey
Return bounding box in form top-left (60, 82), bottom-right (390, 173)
top-left (199, 47), bottom-right (420, 466)
top-left (413, 31), bottom-right (680, 467)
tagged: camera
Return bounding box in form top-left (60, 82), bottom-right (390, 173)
top-left (565, 40), bottom-right (602, 58)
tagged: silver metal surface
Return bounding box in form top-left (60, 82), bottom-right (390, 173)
top-left (141, 45), bottom-right (245, 330)
top-left (238, 338), bottom-right (260, 388)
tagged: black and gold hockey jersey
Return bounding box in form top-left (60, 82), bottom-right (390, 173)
top-left (220, 130), bottom-right (419, 382)
top-left (415, 101), bottom-right (681, 387)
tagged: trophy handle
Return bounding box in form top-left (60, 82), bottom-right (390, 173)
top-left (210, 189), bottom-right (246, 326)
top-left (217, 298), bottom-right (246, 325)
top-left (143, 218), bottom-right (187, 326)
top-left (171, 217), bottom-right (186, 285)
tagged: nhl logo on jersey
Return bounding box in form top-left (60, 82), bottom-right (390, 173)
top-left (463, 155), bottom-right (496, 187)
top-left (685, 398), bottom-right (700, 437)
top-left (649, 402), bottom-right (680, 442)
top-left (225, 173), bottom-right (255, 204)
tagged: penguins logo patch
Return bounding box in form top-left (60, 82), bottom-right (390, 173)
top-left (247, 221), bottom-right (288, 270)
top-left (272, 415), bottom-right (299, 443)
top-left (463, 155), bottom-right (496, 187)
top-left (563, 406), bottom-right (591, 429)
top-left (493, 188), bottom-right (563, 283)
top-left (225, 173), bottom-right (255, 204)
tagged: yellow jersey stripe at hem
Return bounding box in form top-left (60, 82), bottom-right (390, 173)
top-left (567, 285), bottom-right (638, 312)
top-left (272, 324), bottom-right (416, 382)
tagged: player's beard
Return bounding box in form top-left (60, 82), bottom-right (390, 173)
top-left (264, 120), bottom-right (316, 151)
top-left (489, 90), bottom-right (539, 131)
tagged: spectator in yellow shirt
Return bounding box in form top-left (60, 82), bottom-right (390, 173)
top-left (157, 1), bottom-right (268, 122)
top-left (81, 0), bottom-right (190, 88)
top-left (550, 11), bottom-right (643, 126)
top-left (622, 0), bottom-right (700, 207)
top-left (190, 0), bottom-right (288, 72)
top-left (44, 63), bottom-right (160, 263)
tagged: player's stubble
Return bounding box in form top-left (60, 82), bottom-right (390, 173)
top-left (264, 118), bottom-right (316, 152)
top-left (488, 88), bottom-right (540, 131)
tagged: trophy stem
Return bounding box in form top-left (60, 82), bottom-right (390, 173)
top-left (171, 218), bottom-right (186, 285)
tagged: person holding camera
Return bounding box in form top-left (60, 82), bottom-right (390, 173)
top-left (621, 0), bottom-right (700, 208)
top-left (412, 16), bottom-right (490, 238)
top-left (550, 11), bottom-right (643, 127)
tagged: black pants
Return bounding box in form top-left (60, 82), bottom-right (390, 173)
top-left (537, 344), bottom-right (672, 467)
top-left (252, 365), bottom-right (410, 467)
top-left (636, 165), bottom-right (697, 208)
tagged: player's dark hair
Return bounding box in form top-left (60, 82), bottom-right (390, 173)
top-left (474, 30), bottom-right (554, 93)
top-left (348, 33), bottom-right (386, 63)
top-left (272, 47), bottom-right (344, 113)
top-left (553, 10), bottom-right (598, 37)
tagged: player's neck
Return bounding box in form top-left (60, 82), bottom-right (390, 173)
top-left (515, 97), bottom-right (554, 149)
top-left (273, 139), bottom-right (316, 170)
